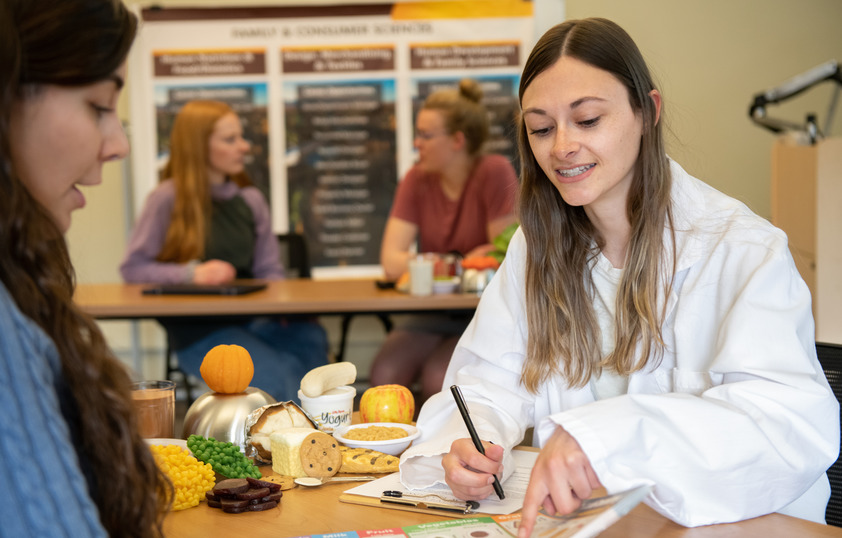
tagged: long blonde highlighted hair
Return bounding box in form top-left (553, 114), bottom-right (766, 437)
top-left (517, 18), bottom-right (675, 393)
top-left (157, 100), bottom-right (251, 263)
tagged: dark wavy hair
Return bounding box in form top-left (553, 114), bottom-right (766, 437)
top-left (0, 0), bottom-right (170, 535)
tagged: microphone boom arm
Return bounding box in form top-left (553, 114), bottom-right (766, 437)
top-left (749, 60), bottom-right (841, 140)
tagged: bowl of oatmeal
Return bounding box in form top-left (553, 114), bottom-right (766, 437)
top-left (332, 422), bottom-right (420, 456)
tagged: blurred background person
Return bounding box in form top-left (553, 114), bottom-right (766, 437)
top-left (0, 0), bottom-right (171, 535)
top-left (372, 79), bottom-right (518, 402)
top-left (121, 100), bottom-right (328, 402)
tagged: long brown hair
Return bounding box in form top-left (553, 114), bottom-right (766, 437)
top-left (422, 78), bottom-right (490, 156)
top-left (517, 18), bottom-right (675, 392)
top-left (0, 0), bottom-right (170, 535)
top-left (157, 100), bottom-right (251, 263)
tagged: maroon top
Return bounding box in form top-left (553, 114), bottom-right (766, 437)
top-left (389, 154), bottom-right (517, 255)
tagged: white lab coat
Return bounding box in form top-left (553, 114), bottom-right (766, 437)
top-left (400, 160), bottom-right (839, 527)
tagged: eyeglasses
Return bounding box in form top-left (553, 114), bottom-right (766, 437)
top-left (414, 129), bottom-right (449, 141)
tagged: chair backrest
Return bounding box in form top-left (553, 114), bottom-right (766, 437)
top-left (277, 232), bottom-right (311, 278)
top-left (817, 342), bottom-right (842, 527)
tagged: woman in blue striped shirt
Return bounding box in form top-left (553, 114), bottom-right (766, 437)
top-left (0, 1), bottom-right (170, 536)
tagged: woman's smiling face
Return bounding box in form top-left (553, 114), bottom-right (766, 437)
top-left (521, 55), bottom-right (645, 216)
top-left (9, 63), bottom-right (129, 232)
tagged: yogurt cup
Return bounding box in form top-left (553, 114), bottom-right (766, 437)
top-left (298, 384), bottom-right (356, 433)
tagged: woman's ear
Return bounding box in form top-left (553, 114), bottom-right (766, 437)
top-left (451, 130), bottom-right (466, 151)
top-left (649, 89), bottom-right (662, 126)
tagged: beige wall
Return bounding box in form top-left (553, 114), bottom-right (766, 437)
top-left (565, 0), bottom-right (842, 214)
top-left (70, 0), bottom-right (842, 284)
top-left (68, 0), bottom-right (842, 377)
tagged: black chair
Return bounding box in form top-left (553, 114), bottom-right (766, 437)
top-left (277, 232), bottom-right (392, 363)
top-left (277, 232), bottom-right (311, 279)
top-left (817, 341), bottom-right (842, 527)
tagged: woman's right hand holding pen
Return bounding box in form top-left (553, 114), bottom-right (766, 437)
top-left (442, 438), bottom-right (505, 500)
top-left (517, 425), bottom-right (602, 538)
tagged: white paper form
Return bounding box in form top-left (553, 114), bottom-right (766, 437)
top-left (343, 449), bottom-right (538, 515)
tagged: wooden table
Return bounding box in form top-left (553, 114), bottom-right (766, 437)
top-left (74, 279), bottom-right (480, 319)
top-left (163, 465), bottom-right (842, 537)
top-left (81, 281), bottom-right (841, 536)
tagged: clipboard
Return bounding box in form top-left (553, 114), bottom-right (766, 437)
top-left (339, 491), bottom-right (480, 519)
top-left (338, 448), bottom-right (539, 519)
top-left (341, 483), bottom-right (654, 534)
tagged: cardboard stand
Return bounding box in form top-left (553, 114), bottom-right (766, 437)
top-left (771, 137), bottom-right (842, 343)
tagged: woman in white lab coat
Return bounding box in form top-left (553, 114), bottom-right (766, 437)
top-left (399, 17), bottom-right (839, 536)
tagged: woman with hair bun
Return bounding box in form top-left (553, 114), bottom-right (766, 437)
top-left (372, 78), bottom-right (518, 402)
top-left (0, 0), bottom-right (170, 535)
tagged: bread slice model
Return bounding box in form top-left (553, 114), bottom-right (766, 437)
top-left (270, 430), bottom-right (342, 478)
top-left (269, 428), bottom-right (321, 477)
top-left (247, 402), bottom-right (317, 462)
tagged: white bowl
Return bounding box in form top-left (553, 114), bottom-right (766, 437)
top-left (332, 422), bottom-right (420, 456)
top-left (144, 438), bottom-right (191, 455)
top-left (432, 277), bottom-right (460, 294)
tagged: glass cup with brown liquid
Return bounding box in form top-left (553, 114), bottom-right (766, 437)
top-left (131, 380), bottom-right (176, 438)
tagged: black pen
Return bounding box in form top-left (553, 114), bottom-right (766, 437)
top-left (450, 385), bottom-right (505, 500)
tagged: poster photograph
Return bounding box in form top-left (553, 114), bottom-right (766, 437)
top-left (128, 1), bottom-right (535, 277)
top-left (284, 79), bottom-right (397, 269)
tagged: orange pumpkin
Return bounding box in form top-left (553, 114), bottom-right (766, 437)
top-left (199, 344), bottom-right (254, 394)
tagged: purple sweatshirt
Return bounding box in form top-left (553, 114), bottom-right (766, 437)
top-left (120, 180), bottom-right (283, 283)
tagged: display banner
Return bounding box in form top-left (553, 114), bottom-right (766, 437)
top-left (128, 2), bottom-right (534, 278)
